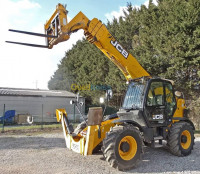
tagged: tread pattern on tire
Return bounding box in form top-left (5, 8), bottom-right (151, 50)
top-left (102, 124), bottom-right (142, 171)
top-left (167, 121), bottom-right (194, 156)
top-left (73, 120), bottom-right (87, 135)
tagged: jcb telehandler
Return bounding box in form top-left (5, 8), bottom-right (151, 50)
top-left (6, 4), bottom-right (195, 171)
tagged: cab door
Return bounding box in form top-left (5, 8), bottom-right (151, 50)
top-left (144, 79), bottom-right (176, 127)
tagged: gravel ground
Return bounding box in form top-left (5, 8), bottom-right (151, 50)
top-left (0, 131), bottom-right (200, 174)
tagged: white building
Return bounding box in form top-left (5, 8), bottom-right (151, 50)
top-left (0, 87), bottom-right (85, 123)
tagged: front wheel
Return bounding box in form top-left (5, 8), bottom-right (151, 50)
top-left (167, 122), bottom-right (194, 156)
top-left (102, 124), bottom-right (142, 171)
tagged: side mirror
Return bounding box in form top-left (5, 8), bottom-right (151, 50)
top-left (76, 92), bottom-right (79, 102)
top-left (106, 89), bottom-right (113, 100)
top-left (79, 102), bottom-right (84, 106)
top-left (70, 100), bottom-right (75, 105)
top-left (70, 92), bottom-right (84, 106)
top-left (70, 92), bottom-right (79, 105)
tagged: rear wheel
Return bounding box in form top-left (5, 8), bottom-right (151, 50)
top-left (102, 124), bottom-right (142, 171)
top-left (167, 122), bottom-right (194, 156)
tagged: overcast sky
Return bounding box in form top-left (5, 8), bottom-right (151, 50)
top-left (0, 0), bottom-right (155, 89)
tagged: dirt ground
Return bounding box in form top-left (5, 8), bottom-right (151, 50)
top-left (0, 130), bottom-right (200, 174)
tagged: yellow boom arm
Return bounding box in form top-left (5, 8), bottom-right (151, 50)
top-left (6, 3), bottom-right (150, 80)
top-left (44, 4), bottom-right (150, 81)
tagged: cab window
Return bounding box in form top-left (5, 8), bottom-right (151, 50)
top-left (147, 82), bottom-right (164, 106)
top-left (165, 82), bottom-right (176, 116)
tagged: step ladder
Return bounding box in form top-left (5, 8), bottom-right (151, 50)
top-left (152, 136), bottom-right (164, 148)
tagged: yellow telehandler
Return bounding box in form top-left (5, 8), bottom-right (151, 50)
top-left (6, 4), bottom-right (195, 171)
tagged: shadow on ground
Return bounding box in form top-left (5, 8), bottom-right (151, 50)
top-left (126, 141), bottom-right (200, 173)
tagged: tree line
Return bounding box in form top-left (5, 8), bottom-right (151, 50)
top-left (48, 0), bottom-right (200, 108)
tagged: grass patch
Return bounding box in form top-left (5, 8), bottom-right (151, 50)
top-left (195, 130), bottom-right (200, 134)
top-left (3, 124), bottom-right (62, 131)
top-left (0, 124), bottom-right (62, 134)
top-left (0, 122), bottom-right (79, 134)
top-left (1, 122), bottom-right (199, 133)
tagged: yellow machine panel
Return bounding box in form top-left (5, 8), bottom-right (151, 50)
top-left (43, 4), bottom-right (150, 81)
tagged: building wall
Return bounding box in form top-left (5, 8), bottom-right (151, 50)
top-left (0, 95), bottom-right (85, 123)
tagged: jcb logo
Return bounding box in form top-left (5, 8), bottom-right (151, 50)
top-left (153, 114), bottom-right (164, 120)
top-left (110, 40), bottom-right (129, 58)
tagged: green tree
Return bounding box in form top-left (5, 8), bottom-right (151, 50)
top-left (49, 0), bottom-right (200, 108)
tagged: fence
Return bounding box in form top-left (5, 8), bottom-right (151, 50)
top-left (0, 102), bottom-right (85, 133)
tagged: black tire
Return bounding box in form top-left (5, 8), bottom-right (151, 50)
top-left (143, 141), bottom-right (150, 147)
top-left (102, 124), bottom-right (142, 171)
top-left (73, 120), bottom-right (87, 135)
top-left (167, 122), bottom-right (194, 156)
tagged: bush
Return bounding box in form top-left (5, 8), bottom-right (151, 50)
top-left (188, 97), bottom-right (200, 130)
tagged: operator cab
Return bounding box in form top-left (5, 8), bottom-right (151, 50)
top-left (119, 77), bottom-right (177, 128)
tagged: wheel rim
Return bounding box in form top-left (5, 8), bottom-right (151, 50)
top-left (180, 130), bottom-right (191, 150)
top-left (118, 136), bottom-right (137, 160)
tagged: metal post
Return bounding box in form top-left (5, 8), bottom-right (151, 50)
top-left (73, 103), bottom-right (75, 123)
top-left (41, 104), bottom-right (44, 129)
top-left (2, 104), bottom-right (5, 133)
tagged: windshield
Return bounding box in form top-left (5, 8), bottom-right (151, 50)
top-left (122, 81), bottom-right (146, 109)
